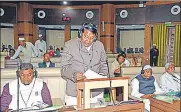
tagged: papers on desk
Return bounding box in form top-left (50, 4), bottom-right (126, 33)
top-left (153, 95), bottom-right (180, 104)
top-left (84, 69), bottom-right (107, 79)
top-left (9, 106), bottom-right (62, 112)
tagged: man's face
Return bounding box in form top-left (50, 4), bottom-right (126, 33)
top-left (19, 40), bottom-right (25, 46)
top-left (9, 50), bottom-right (15, 57)
top-left (44, 54), bottom-right (50, 62)
top-left (167, 64), bottom-right (175, 74)
top-left (81, 29), bottom-right (95, 47)
top-left (143, 69), bottom-right (152, 79)
top-left (20, 69), bottom-right (34, 85)
top-left (39, 36), bottom-right (43, 41)
top-left (118, 56), bottom-right (125, 64)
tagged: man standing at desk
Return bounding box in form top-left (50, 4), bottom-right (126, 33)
top-left (60, 23), bottom-right (108, 106)
top-left (11, 37), bottom-right (38, 63)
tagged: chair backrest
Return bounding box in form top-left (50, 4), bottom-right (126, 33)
top-left (5, 59), bottom-right (19, 68)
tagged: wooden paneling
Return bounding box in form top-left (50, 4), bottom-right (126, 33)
top-left (115, 4), bottom-right (139, 8)
top-left (100, 37), bottom-right (113, 52)
top-left (143, 24), bottom-right (151, 65)
top-left (34, 8), bottom-right (99, 25)
top-left (78, 102), bottom-right (144, 112)
top-left (14, 24), bottom-right (18, 49)
top-left (18, 23), bottom-right (33, 34)
top-left (14, 2), bottom-right (34, 48)
top-left (32, 4), bottom-right (101, 9)
top-left (64, 25), bottom-right (71, 42)
top-left (145, 1), bottom-right (180, 6)
top-left (32, 24), bottom-right (38, 44)
top-left (100, 4), bottom-right (115, 53)
top-left (150, 98), bottom-right (180, 112)
top-left (17, 2), bottom-right (33, 21)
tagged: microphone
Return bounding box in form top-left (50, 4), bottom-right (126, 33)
top-left (16, 61), bottom-right (20, 112)
top-left (106, 59), bottom-right (116, 106)
top-left (171, 74), bottom-right (181, 84)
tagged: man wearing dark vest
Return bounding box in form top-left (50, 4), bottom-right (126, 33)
top-left (131, 65), bottom-right (164, 112)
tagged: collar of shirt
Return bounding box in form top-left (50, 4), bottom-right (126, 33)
top-left (85, 44), bottom-right (93, 52)
top-left (46, 61), bottom-right (50, 67)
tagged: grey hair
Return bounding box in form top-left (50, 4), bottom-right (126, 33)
top-left (165, 63), bottom-right (174, 69)
top-left (20, 63), bottom-right (33, 70)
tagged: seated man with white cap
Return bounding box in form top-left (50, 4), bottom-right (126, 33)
top-left (160, 63), bottom-right (180, 92)
top-left (35, 34), bottom-right (47, 57)
top-left (131, 65), bottom-right (164, 112)
top-left (11, 37), bottom-right (38, 63)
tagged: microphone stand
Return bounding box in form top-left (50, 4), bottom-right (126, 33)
top-left (106, 60), bottom-right (116, 106)
top-left (16, 62), bottom-right (20, 112)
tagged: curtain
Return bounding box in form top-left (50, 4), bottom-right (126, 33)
top-left (174, 24), bottom-right (180, 66)
top-left (153, 24), bottom-right (167, 66)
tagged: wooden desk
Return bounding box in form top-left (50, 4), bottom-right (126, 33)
top-left (76, 77), bottom-right (130, 109)
top-left (79, 102), bottom-right (144, 112)
top-left (150, 97), bottom-right (180, 112)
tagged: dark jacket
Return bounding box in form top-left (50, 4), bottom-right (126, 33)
top-left (38, 61), bottom-right (55, 68)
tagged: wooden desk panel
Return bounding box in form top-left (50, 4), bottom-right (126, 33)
top-left (77, 77), bottom-right (130, 109)
top-left (78, 102), bottom-right (144, 112)
top-left (150, 98), bottom-right (180, 112)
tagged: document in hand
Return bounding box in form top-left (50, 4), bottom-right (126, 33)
top-left (84, 69), bottom-right (107, 79)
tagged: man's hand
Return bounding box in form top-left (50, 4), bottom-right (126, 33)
top-left (74, 72), bottom-right (86, 81)
top-left (141, 94), bottom-right (155, 99)
top-left (114, 68), bottom-right (120, 73)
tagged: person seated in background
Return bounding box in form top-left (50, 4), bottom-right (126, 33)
top-left (2, 44), bottom-right (7, 52)
top-left (110, 51), bottom-right (130, 101)
top-left (131, 65), bottom-right (164, 112)
top-left (54, 48), bottom-right (61, 57)
top-left (7, 45), bottom-right (13, 52)
top-left (160, 63), bottom-right (180, 92)
top-left (111, 51), bottom-right (130, 77)
top-left (49, 45), bottom-right (54, 50)
top-left (0, 63), bottom-right (52, 111)
top-left (60, 47), bottom-right (64, 53)
top-left (5, 49), bottom-right (16, 60)
top-left (38, 53), bottom-right (55, 68)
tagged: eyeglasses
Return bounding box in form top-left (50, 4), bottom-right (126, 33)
top-left (82, 34), bottom-right (95, 41)
top-left (20, 73), bottom-right (33, 77)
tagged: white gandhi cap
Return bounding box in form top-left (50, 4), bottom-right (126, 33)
top-left (19, 37), bottom-right (25, 41)
top-left (143, 65), bottom-right (152, 70)
top-left (38, 34), bottom-right (43, 37)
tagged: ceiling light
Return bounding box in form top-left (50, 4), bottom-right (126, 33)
top-left (63, 1), bottom-right (67, 5)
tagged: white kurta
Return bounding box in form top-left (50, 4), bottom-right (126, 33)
top-left (9, 78), bottom-right (44, 110)
top-left (131, 77), bottom-right (164, 111)
top-left (35, 40), bottom-right (47, 57)
top-left (110, 59), bottom-right (130, 76)
top-left (160, 72), bottom-right (180, 92)
top-left (11, 42), bottom-right (38, 62)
